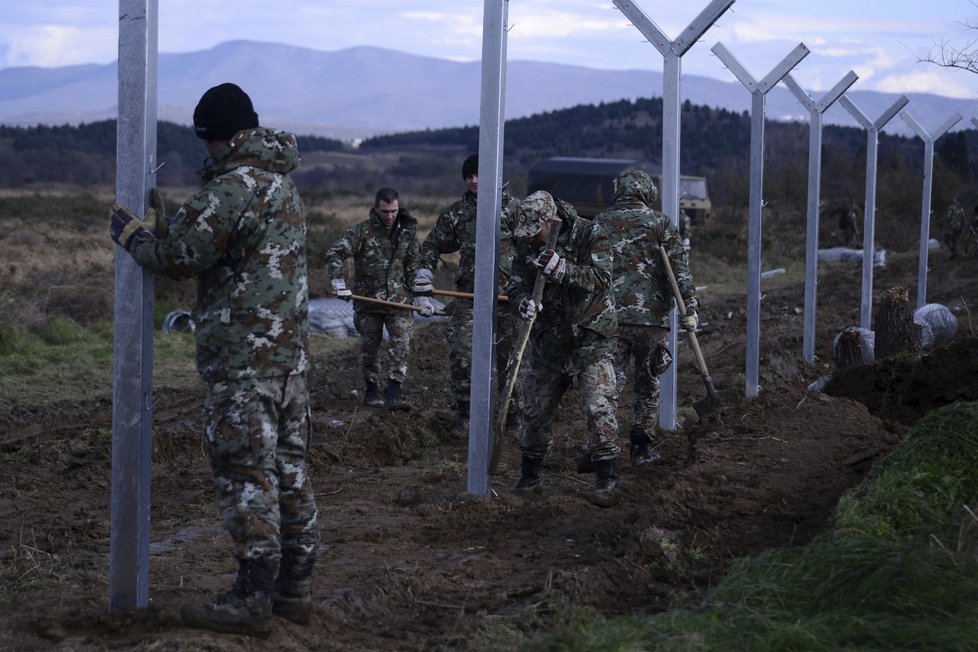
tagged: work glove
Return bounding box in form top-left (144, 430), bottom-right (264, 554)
top-left (109, 202), bottom-right (155, 251)
top-left (683, 238), bottom-right (690, 251)
top-left (148, 187), bottom-right (172, 238)
top-left (413, 268), bottom-right (434, 295)
top-left (535, 248), bottom-right (566, 282)
top-left (414, 297), bottom-right (435, 317)
top-left (681, 310), bottom-right (698, 332)
top-left (331, 278), bottom-right (352, 301)
top-left (519, 298), bottom-right (541, 320)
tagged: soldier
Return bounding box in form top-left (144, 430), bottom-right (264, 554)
top-left (109, 83), bottom-right (319, 634)
top-left (679, 209), bottom-right (692, 250)
top-left (413, 154), bottom-right (522, 434)
top-left (505, 190), bottom-right (621, 508)
top-left (839, 203), bottom-right (860, 247)
top-left (593, 170), bottom-right (698, 468)
top-left (944, 198), bottom-right (965, 257)
top-left (326, 187), bottom-right (426, 410)
top-left (967, 204), bottom-right (978, 256)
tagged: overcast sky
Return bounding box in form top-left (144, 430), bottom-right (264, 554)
top-left (2, 1), bottom-right (977, 100)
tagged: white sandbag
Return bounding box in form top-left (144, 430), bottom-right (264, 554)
top-left (818, 247), bottom-right (887, 268)
top-left (914, 303), bottom-right (958, 348)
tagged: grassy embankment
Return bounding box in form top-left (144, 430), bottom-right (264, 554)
top-left (530, 401), bottom-right (978, 651)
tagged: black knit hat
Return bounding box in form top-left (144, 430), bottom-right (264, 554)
top-left (462, 154), bottom-right (478, 179)
top-left (193, 82), bottom-right (259, 140)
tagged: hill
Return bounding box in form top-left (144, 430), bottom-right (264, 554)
top-left (0, 40), bottom-right (973, 139)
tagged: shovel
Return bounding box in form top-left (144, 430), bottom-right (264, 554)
top-left (657, 245), bottom-right (722, 414)
top-left (489, 221), bottom-right (563, 475)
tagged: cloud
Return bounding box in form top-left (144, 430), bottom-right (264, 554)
top-left (2, 24), bottom-right (117, 68)
top-left (874, 70), bottom-right (974, 99)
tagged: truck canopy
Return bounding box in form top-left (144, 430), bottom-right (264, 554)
top-left (527, 157), bottom-right (711, 224)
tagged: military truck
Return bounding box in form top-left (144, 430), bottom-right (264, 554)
top-left (526, 157), bottom-right (712, 225)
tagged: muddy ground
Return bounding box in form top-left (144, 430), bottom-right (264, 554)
top-left (0, 248), bottom-right (976, 651)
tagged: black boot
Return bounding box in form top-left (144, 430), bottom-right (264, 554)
top-left (629, 429), bottom-right (662, 467)
top-left (272, 550), bottom-right (316, 625)
top-left (180, 557), bottom-right (276, 637)
top-left (575, 446), bottom-right (596, 474)
top-left (590, 458), bottom-right (620, 508)
top-left (512, 456), bottom-right (544, 498)
top-left (385, 379), bottom-right (411, 411)
top-left (452, 401), bottom-right (470, 436)
top-left (363, 381), bottom-right (384, 407)
top-left (505, 409), bottom-right (523, 440)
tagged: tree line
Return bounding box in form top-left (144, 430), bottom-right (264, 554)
top-left (0, 96), bottom-right (974, 242)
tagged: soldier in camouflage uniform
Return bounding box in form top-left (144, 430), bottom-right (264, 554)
top-left (110, 83), bottom-right (318, 634)
top-left (593, 170), bottom-right (698, 468)
top-left (679, 209), bottom-right (692, 250)
top-left (944, 198), bottom-right (965, 257)
top-left (505, 190), bottom-right (622, 508)
top-left (414, 154), bottom-right (522, 434)
top-left (326, 187), bottom-right (424, 410)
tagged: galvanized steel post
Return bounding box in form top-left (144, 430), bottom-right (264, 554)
top-left (612, 0), bottom-right (733, 430)
top-left (900, 110), bottom-right (962, 308)
top-left (711, 42), bottom-right (809, 398)
top-left (838, 95), bottom-right (909, 330)
top-left (469, 0), bottom-right (509, 495)
top-left (110, 0), bottom-right (158, 610)
top-left (782, 72), bottom-right (857, 364)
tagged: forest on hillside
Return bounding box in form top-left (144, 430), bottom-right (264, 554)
top-left (0, 95), bottom-right (975, 235)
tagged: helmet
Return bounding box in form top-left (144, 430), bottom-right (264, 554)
top-left (514, 191), bottom-right (557, 238)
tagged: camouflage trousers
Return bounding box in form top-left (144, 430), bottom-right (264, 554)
top-left (520, 329), bottom-right (620, 462)
top-left (354, 309), bottom-right (414, 385)
top-left (203, 373), bottom-right (320, 564)
top-left (613, 324), bottom-right (669, 440)
top-left (446, 300), bottom-right (523, 415)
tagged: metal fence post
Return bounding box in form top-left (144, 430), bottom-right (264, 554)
top-left (711, 42), bottom-right (809, 397)
top-left (612, 0), bottom-right (734, 430)
top-left (782, 72), bottom-right (857, 363)
top-left (838, 94), bottom-right (909, 331)
top-left (110, 0), bottom-right (158, 610)
top-left (900, 109), bottom-right (962, 308)
top-left (469, 0), bottom-right (508, 495)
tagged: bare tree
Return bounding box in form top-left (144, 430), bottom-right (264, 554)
top-left (921, 2), bottom-right (978, 75)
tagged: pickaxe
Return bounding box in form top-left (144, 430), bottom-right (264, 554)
top-left (489, 222), bottom-right (562, 474)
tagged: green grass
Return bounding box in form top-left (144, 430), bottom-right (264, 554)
top-left (0, 315), bottom-right (199, 405)
top-left (527, 402), bottom-right (978, 652)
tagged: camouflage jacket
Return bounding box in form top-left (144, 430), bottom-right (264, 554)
top-left (506, 201), bottom-right (617, 346)
top-left (418, 188), bottom-right (520, 293)
top-left (127, 128), bottom-right (309, 383)
top-left (594, 197), bottom-right (695, 329)
top-left (325, 208), bottom-right (419, 312)
top-left (946, 204), bottom-right (965, 231)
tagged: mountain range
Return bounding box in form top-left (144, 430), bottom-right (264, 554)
top-left (0, 39), bottom-right (974, 140)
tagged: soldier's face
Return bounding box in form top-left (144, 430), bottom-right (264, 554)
top-left (527, 220), bottom-right (551, 247)
top-left (377, 199), bottom-right (399, 228)
top-left (464, 173), bottom-right (478, 195)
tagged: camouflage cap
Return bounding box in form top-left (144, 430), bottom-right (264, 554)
top-left (514, 190), bottom-right (558, 238)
